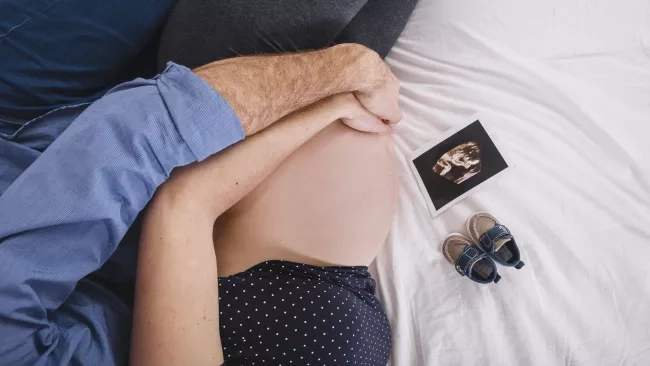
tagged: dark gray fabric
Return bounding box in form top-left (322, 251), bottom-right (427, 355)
top-left (158, 0), bottom-right (418, 70)
top-left (336, 0), bottom-right (419, 59)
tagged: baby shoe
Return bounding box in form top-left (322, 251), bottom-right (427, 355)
top-left (442, 234), bottom-right (501, 284)
top-left (467, 212), bottom-right (525, 269)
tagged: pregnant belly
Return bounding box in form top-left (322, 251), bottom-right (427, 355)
top-left (213, 121), bottom-right (398, 276)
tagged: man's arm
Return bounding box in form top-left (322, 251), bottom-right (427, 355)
top-left (195, 43), bottom-right (402, 135)
top-left (130, 93), bottom-right (376, 366)
top-left (0, 64), bottom-right (244, 365)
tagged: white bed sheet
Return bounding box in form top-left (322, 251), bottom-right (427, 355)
top-left (371, 0), bottom-right (650, 365)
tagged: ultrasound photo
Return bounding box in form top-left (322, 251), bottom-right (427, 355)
top-left (410, 117), bottom-right (509, 217)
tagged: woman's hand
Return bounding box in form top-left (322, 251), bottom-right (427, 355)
top-left (331, 93), bottom-right (394, 133)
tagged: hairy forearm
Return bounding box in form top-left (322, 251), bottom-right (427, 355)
top-left (194, 44), bottom-right (385, 135)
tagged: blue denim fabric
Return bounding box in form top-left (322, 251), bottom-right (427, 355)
top-left (455, 246), bottom-right (500, 284)
top-left (478, 224), bottom-right (525, 268)
top-left (0, 63), bottom-right (244, 365)
top-left (0, 0), bottom-right (175, 126)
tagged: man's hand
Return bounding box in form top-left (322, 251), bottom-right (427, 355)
top-left (194, 43), bottom-right (402, 136)
top-left (352, 50), bottom-right (402, 127)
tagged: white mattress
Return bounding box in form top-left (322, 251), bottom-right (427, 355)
top-left (372, 0), bottom-right (650, 365)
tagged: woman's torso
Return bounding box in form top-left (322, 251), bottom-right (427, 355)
top-left (213, 122), bottom-right (398, 365)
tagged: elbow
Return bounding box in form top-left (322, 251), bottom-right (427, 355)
top-left (148, 179), bottom-right (220, 226)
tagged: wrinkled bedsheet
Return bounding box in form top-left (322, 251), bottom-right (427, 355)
top-left (372, 0), bottom-right (650, 364)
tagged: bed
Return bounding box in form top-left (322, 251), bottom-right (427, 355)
top-left (371, 0), bottom-right (650, 364)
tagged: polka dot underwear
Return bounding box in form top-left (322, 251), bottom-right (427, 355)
top-left (218, 260), bottom-right (392, 365)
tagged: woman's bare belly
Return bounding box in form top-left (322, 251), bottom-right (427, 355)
top-left (213, 121), bottom-right (398, 276)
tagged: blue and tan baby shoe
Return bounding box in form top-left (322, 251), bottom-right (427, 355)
top-left (443, 234), bottom-right (501, 284)
top-left (467, 212), bottom-right (525, 270)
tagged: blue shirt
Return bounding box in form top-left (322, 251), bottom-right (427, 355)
top-left (0, 63), bottom-right (245, 365)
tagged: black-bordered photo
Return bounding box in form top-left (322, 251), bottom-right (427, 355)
top-left (409, 116), bottom-right (509, 217)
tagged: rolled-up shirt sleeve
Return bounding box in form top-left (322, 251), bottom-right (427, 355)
top-left (0, 63), bottom-right (244, 365)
